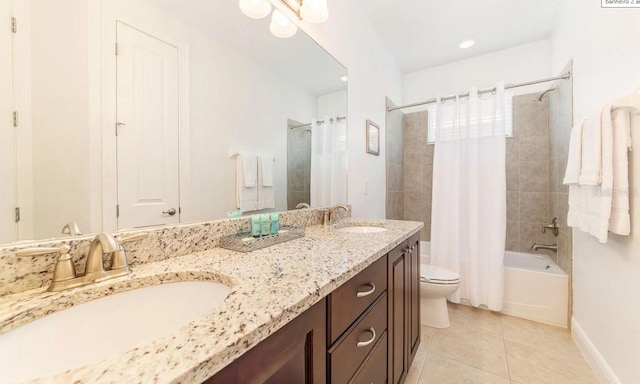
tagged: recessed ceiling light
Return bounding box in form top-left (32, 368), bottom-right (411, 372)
top-left (340, 75), bottom-right (348, 82)
top-left (459, 39), bottom-right (475, 49)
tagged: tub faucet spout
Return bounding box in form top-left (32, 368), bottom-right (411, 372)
top-left (531, 243), bottom-right (557, 253)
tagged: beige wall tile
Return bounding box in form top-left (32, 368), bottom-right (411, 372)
top-left (506, 157), bottom-right (520, 192)
top-left (520, 192), bottom-right (549, 223)
top-left (506, 221), bottom-right (520, 251)
top-left (519, 160), bottom-right (549, 192)
top-left (519, 222), bottom-right (549, 252)
top-left (520, 134), bottom-right (549, 162)
top-left (507, 192), bottom-right (520, 222)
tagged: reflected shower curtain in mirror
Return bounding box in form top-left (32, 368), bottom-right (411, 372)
top-left (430, 83), bottom-right (507, 311)
top-left (310, 117), bottom-right (347, 207)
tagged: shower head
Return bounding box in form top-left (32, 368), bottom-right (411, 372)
top-left (532, 88), bottom-right (557, 103)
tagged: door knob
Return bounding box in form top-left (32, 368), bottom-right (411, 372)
top-left (162, 208), bottom-right (177, 216)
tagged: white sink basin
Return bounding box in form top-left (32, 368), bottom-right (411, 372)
top-left (337, 226), bottom-right (388, 234)
top-left (0, 281), bottom-right (231, 383)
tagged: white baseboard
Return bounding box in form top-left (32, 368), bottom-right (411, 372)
top-left (571, 317), bottom-right (621, 384)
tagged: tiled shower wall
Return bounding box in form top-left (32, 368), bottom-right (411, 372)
top-left (548, 62), bottom-right (574, 276)
top-left (402, 111), bottom-right (433, 242)
top-left (287, 119), bottom-right (311, 210)
top-left (392, 93), bottom-right (566, 255)
top-left (506, 94), bottom-right (553, 256)
top-left (386, 98), bottom-right (405, 220)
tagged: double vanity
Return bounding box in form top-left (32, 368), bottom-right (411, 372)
top-left (0, 210), bottom-right (422, 383)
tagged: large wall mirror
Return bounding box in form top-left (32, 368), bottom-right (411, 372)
top-left (0, 0), bottom-right (347, 245)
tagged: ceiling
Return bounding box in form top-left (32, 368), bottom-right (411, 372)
top-left (149, 0), bottom-right (347, 96)
top-left (360, 0), bottom-right (558, 73)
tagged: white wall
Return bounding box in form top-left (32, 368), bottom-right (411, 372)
top-left (272, 1), bottom-right (404, 218)
top-left (318, 90), bottom-right (347, 117)
top-left (30, 0), bottom-right (92, 238)
top-left (187, 28), bottom-right (317, 222)
top-left (550, 2), bottom-right (640, 383)
top-left (403, 40), bottom-right (551, 113)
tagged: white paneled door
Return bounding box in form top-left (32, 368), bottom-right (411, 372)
top-left (116, 22), bottom-right (180, 229)
top-left (0, 2), bottom-right (17, 243)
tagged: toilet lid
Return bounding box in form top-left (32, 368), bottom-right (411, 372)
top-left (420, 265), bottom-right (460, 284)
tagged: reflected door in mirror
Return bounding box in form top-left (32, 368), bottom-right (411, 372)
top-left (116, 22), bottom-right (180, 229)
top-left (1, 3), bottom-right (17, 243)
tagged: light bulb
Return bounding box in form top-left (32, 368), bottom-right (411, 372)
top-left (459, 39), bottom-right (475, 49)
top-left (300, 0), bottom-right (328, 23)
top-left (270, 9), bottom-right (297, 38)
top-left (239, 0), bottom-right (272, 19)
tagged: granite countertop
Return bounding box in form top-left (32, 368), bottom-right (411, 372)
top-left (0, 219), bottom-right (422, 384)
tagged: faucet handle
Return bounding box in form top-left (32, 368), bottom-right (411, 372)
top-left (115, 232), bottom-right (148, 245)
top-left (110, 233), bottom-right (148, 271)
top-left (16, 245), bottom-right (77, 284)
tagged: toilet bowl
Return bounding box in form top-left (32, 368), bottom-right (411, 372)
top-left (420, 264), bottom-right (460, 328)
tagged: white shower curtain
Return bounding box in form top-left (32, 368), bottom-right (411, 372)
top-left (310, 116), bottom-right (347, 206)
top-left (430, 83), bottom-right (507, 311)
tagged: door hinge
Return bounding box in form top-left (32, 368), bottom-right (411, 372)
top-left (13, 111), bottom-right (18, 127)
top-left (115, 42), bottom-right (119, 56)
top-left (179, 207), bottom-right (182, 214)
top-left (11, 17), bottom-right (17, 33)
top-left (15, 207), bottom-right (20, 223)
top-left (116, 204), bottom-right (120, 218)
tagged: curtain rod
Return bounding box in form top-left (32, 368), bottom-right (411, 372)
top-left (289, 116), bottom-right (346, 130)
top-left (387, 72), bottom-right (572, 112)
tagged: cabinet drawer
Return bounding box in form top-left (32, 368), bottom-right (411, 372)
top-left (328, 255), bottom-right (387, 343)
top-left (348, 331), bottom-right (388, 384)
top-left (329, 293), bottom-right (387, 384)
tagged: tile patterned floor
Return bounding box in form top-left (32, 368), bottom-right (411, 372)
top-left (405, 303), bottom-right (599, 384)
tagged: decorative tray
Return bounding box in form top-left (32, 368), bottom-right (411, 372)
top-left (218, 226), bottom-right (305, 253)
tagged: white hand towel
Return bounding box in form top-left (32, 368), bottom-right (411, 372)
top-left (578, 115), bottom-right (602, 185)
top-left (257, 156), bottom-right (275, 210)
top-left (563, 119), bottom-right (585, 184)
top-left (609, 109), bottom-right (631, 235)
top-left (567, 105), bottom-right (615, 243)
top-left (236, 154), bottom-right (258, 212)
top-left (242, 154), bottom-right (257, 188)
top-left (260, 156), bottom-right (274, 187)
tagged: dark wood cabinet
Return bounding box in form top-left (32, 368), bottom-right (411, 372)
top-left (388, 232), bottom-right (421, 384)
top-left (205, 232), bottom-right (421, 384)
top-left (205, 298), bottom-right (326, 384)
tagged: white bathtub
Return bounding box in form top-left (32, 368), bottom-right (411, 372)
top-left (419, 241), bottom-right (569, 328)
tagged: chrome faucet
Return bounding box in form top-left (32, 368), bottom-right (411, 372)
top-left (15, 232), bottom-right (147, 292)
top-left (322, 204), bottom-right (351, 225)
top-left (531, 243), bottom-right (557, 253)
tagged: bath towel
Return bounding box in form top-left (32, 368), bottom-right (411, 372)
top-left (261, 156), bottom-right (274, 187)
top-left (609, 109), bottom-right (632, 235)
top-left (257, 156), bottom-right (275, 210)
top-left (236, 154), bottom-right (258, 211)
top-left (562, 119), bottom-right (584, 184)
top-left (578, 114), bottom-right (603, 185)
top-left (567, 105), bottom-right (614, 243)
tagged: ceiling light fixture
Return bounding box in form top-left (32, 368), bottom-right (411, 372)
top-left (270, 9), bottom-right (298, 38)
top-left (459, 39), bottom-right (475, 49)
top-left (239, 0), bottom-right (329, 38)
top-left (239, 0), bottom-right (272, 19)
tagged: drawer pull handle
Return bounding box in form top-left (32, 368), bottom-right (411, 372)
top-left (356, 327), bottom-right (376, 348)
top-left (356, 282), bottom-right (376, 298)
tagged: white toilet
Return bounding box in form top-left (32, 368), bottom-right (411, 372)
top-left (420, 264), bottom-right (461, 328)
